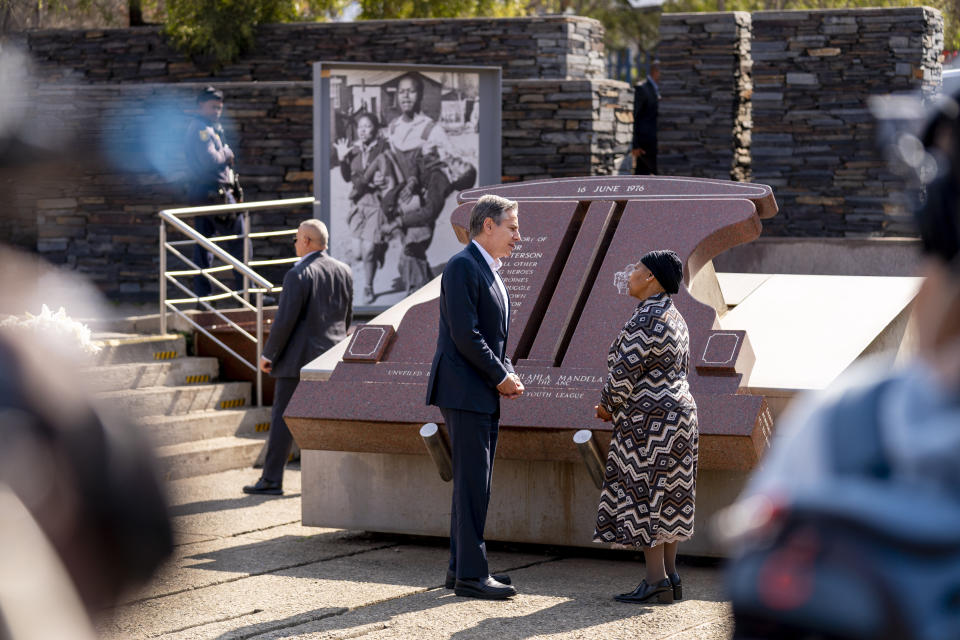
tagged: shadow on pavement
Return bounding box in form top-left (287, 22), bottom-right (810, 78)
top-left (169, 492), bottom-right (302, 517)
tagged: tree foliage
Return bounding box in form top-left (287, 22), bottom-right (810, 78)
top-left (164, 0), bottom-right (349, 65)
top-left (357, 0), bottom-right (529, 19)
top-left (0, 0), bottom-right (118, 33)
top-left (160, 0), bottom-right (955, 68)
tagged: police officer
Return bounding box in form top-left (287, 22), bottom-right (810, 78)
top-left (185, 86), bottom-right (245, 299)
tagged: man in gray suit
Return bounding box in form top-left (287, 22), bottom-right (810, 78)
top-left (243, 219), bottom-right (353, 495)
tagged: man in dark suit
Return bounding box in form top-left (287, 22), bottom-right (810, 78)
top-left (632, 59), bottom-right (660, 175)
top-left (426, 194), bottom-right (525, 600)
top-left (243, 219), bottom-right (353, 495)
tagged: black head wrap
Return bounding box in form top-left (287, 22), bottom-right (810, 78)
top-left (639, 250), bottom-right (683, 294)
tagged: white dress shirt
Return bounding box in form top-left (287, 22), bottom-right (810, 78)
top-left (471, 240), bottom-right (509, 327)
top-left (472, 240), bottom-right (511, 386)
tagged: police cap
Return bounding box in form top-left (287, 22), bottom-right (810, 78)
top-left (197, 86), bottom-right (224, 104)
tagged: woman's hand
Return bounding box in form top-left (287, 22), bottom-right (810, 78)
top-left (334, 137), bottom-right (350, 162)
top-left (595, 404), bottom-right (612, 422)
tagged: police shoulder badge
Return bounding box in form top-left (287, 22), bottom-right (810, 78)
top-left (199, 130), bottom-right (210, 141)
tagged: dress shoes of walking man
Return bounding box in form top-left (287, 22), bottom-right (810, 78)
top-left (453, 576), bottom-right (517, 600)
top-left (445, 570), bottom-right (511, 590)
top-left (242, 478), bottom-right (283, 495)
top-left (614, 578), bottom-right (674, 604)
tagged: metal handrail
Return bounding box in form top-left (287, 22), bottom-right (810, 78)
top-left (160, 196), bottom-right (315, 219)
top-left (159, 196), bottom-right (315, 407)
top-left (162, 240), bottom-right (259, 311)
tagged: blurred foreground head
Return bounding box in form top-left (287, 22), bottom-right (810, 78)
top-left (905, 91), bottom-right (960, 387)
top-left (0, 46), bottom-right (173, 624)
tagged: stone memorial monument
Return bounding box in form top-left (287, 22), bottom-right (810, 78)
top-left (285, 176), bottom-right (790, 556)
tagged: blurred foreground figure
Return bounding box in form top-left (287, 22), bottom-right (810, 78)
top-left (0, 249), bottom-right (174, 631)
top-left (0, 48), bottom-right (173, 637)
top-left (723, 95), bottom-right (960, 639)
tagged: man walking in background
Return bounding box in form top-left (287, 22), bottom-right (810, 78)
top-left (426, 194), bottom-right (524, 600)
top-left (243, 220), bottom-right (353, 495)
top-left (632, 59), bottom-right (660, 175)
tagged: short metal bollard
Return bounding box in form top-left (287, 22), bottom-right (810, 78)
top-left (573, 429), bottom-right (605, 490)
top-left (420, 422), bottom-right (453, 482)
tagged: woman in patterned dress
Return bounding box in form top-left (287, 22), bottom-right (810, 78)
top-left (593, 250), bottom-right (699, 604)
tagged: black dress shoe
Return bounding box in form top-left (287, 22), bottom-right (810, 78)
top-left (454, 576), bottom-right (517, 600)
top-left (445, 570), bottom-right (511, 589)
top-left (669, 572), bottom-right (682, 600)
top-left (242, 478), bottom-right (283, 495)
top-left (614, 578), bottom-right (674, 604)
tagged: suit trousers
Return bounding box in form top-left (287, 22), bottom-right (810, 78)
top-left (192, 209), bottom-right (245, 298)
top-left (634, 150), bottom-right (657, 175)
top-left (442, 406), bottom-right (500, 580)
top-left (262, 376), bottom-right (299, 485)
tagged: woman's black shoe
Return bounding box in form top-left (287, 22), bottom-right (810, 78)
top-left (614, 578), bottom-right (674, 604)
top-left (669, 572), bottom-right (682, 600)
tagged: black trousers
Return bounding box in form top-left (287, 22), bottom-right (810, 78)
top-left (192, 210), bottom-right (245, 298)
top-left (442, 406), bottom-right (500, 580)
top-left (634, 149), bottom-right (657, 175)
top-left (261, 376), bottom-right (299, 485)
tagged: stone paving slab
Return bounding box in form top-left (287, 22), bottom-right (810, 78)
top-left (131, 527), bottom-right (389, 602)
top-left (102, 467), bottom-right (734, 640)
top-left (166, 468), bottom-right (304, 539)
top-left (103, 545), bottom-right (549, 640)
top-left (259, 558), bottom-right (729, 640)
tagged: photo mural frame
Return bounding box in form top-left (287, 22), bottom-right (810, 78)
top-left (313, 61), bottom-right (502, 313)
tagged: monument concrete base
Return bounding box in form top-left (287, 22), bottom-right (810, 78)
top-left (302, 450), bottom-right (746, 557)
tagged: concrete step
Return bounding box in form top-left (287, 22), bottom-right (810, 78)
top-left (140, 407), bottom-right (272, 447)
top-left (156, 435), bottom-right (266, 480)
top-left (84, 358), bottom-right (221, 392)
top-left (95, 382), bottom-right (251, 419)
top-left (92, 334), bottom-right (186, 365)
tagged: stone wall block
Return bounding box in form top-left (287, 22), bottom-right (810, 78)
top-left (25, 17), bottom-right (606, 83)
top-left (659, 12), bottom-right (753, 181)
top-left (750, 7), bottom-right (942, 236)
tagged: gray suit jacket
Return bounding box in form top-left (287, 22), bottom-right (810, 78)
top-left (263, 250), bottom-right (353, 379)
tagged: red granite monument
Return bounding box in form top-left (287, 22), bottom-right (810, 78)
top-left (286, 176), bottom-right (778, 556)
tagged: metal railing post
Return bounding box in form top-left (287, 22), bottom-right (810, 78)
top-left (255, 289), bottom-right (264, 407)
top-left (243, 210), bottom-right (251, 303)
top-left (159, 221), bottom-right (167, 335)
top-left (157, 196), bottom-right (314, 407)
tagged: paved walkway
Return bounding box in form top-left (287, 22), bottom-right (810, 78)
top-left (99, 468), bottom-right (734, 640)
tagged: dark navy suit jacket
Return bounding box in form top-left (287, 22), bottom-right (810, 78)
top-left (262, 250), bottom-right (353, 379)
top-left (426, 242), bottom-right (513, 414)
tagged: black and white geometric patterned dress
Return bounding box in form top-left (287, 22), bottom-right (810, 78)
top-left (593, 292), bottom-right (699, 548)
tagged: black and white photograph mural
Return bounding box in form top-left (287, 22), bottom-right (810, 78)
top-left (315, 63), bottom-right (501, 310)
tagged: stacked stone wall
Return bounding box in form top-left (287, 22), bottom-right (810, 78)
top-left (15, 79), bottom-right (629, 302)
top-left (658, 12), bottom-right (753, 182)
top-left (22, 17), bottom-right (606, 83)
top-left (20, 83), bottom-right (315, 301)
top-left (750, 7), bottom-right (942, 236)
top-left (6, 16), bottom-right (631, 303)
top-left (502, 79), bottom-right (633, 180)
